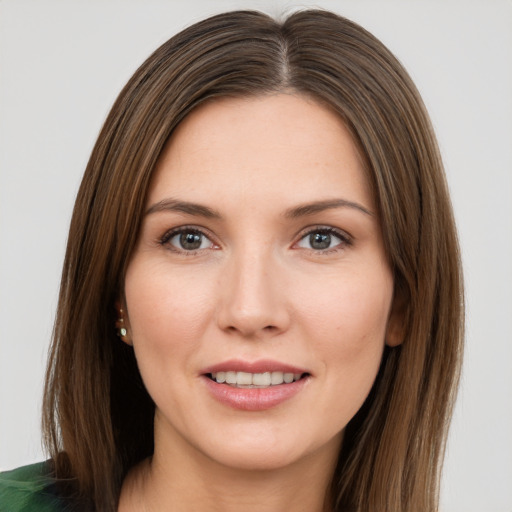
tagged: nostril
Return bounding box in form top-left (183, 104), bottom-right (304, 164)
top-left (223, 323), bottom-right (281, 337)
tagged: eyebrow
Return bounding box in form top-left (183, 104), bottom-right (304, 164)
top-left (284, 198), bottom-right (373, 218)
top-left (146, 198), bottom-right (222, 218)
top-left (145, 197), bottom-right (373, 219)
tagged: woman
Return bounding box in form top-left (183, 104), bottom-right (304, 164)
top-left (0, 9), bottom-right (463, 512)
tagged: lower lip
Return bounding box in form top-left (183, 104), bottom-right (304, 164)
top-left (202, 376), bottom-right (309, 411)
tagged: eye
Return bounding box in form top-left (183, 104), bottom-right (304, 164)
top-left (295, 227), bottom-right (350, 252)
top-left (161, 228), bottom-right (215, 252)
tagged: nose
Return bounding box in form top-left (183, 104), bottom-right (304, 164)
top-left (216, 246), bottom-right (290, 339)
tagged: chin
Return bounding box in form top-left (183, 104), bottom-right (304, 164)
top-left (196, 426), bottom-right (342, 473)
top-left (208, 445), bottom-right (307, 472)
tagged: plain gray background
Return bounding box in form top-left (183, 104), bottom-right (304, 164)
top-left (1, 1), bottom-right (511, 511)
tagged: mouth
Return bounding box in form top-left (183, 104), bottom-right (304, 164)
top-left (201, 360), bottom-right (311, 410)
top-left (207, 371), bottom-right (309, 388)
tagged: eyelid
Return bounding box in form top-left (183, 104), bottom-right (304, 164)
top-left (158, 224), bottom-right (352, 254)
top-left (293, 225), bottom-right (353, 251)
top-left (159, 225), bottom-right (219, 253)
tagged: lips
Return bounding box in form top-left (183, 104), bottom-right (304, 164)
top-left (201, 359), bottom-right (310, 410)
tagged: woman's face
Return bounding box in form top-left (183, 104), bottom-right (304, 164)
top-left (123, 94), bottom-right (401, 471)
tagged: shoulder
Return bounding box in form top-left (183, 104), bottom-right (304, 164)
top-left (0, 461), bottom-right (71, 512)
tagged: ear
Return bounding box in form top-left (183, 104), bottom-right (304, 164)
top-left (115, 300), bottom-right (133, 346)
top-left (385, 288), bottom-right (407, 347)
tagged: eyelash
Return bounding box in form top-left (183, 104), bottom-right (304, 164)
top-left (159, 226), bottom-right (217, 255)
top-left (159, 225), bottom-right (352, 255)
top-left (294, 226), bottom-right (352, 254)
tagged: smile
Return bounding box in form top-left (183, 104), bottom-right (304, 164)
top-left (201, 360), bottom-right (311, 411)
top-left (209, 371), bottom-right (305, 387)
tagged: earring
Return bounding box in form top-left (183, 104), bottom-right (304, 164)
top-left (117, 308), bottom-right (127, 338)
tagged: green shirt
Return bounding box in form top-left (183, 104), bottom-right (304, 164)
top-left (0, 461), bottom-right (69, 511)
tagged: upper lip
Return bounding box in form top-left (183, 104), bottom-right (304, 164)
top-left (202, 359), bottom-right (310, 375)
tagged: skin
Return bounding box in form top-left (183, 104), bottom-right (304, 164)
top-left (117, 94), bottom-right (402, 512)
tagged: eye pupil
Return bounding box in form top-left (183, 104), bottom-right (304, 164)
top-left (180, 232), bottom-right (202, 250)
top-left (310, 232), bottom-right (331, 250)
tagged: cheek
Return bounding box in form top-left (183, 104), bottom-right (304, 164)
top-left (327, 291), bottom-right (390, 359)
top-left (123, 263), bottom-right (219, 416)
top-left (297, 265), bottom-right (393, 389)
top-left (124, 263), bottom-right (215, 359)
top-left (300, 266), bottom-right (393, 344)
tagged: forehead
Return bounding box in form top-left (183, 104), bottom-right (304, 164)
top-left (148, 94), bottom-right (372, 211)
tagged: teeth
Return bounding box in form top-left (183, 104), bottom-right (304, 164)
top-left (271, 371), bottom-right (283, 385)
top-left (211, 371), bottom-right (304, 387)
top-left (253, 372), bottom-right (271, 386)
top-left (237, 371), bottom-right (253, 385)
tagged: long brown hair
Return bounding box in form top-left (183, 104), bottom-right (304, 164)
top-left (43, 9), bottom-right (464, 511)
